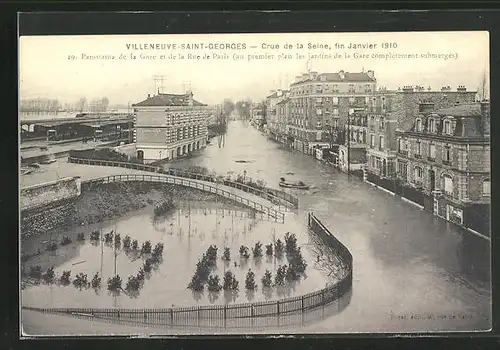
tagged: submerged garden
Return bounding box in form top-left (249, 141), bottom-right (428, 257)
top-left (21, 180), bottom-right (337, 309)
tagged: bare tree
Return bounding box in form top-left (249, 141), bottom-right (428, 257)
top-left (478, 70), bottom-right (489, 101)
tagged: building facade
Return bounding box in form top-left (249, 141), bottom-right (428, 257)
top-left (364, 86), bottom-right (477, 183)
top-left (266, 89), bottom-right (289, 139)
top-left (276, 97), bottom-right (292, 145)
top-left (395, 102), bottom-right (490, 235)
top-left (132, 91), bottom-right (209, 162)
top-left (287, 70), bottom-right (377, 154)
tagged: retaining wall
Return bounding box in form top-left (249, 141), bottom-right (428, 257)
top-left (20, 176), bottom-right (81, 212)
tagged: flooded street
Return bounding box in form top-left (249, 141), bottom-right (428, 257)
top-left (166, 120), bottom-right (492, 332)
top-left (22, 120), bottom-right (491, 334)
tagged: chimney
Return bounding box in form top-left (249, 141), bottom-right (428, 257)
top-left (480, 101), bottom-right (490, 136)
top-left (441, 86), bottom-right (451, 92)
top-left (366, 70), bottom-right (375, 80)
top-left (147, 94), bottom-right (151, 98)
top-left (419, 102), bottom-right (435, 114)
top-left (339, 70), bottom-right (345, 80)
top-left (457, 85), bottom-right (467, 92)
top-left (402, 86), bottom-right (414, 93)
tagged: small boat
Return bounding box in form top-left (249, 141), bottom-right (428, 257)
top-left (40, 159), bottom-right (56, 164)
top-left (279, 177), bottom-right (310, 190)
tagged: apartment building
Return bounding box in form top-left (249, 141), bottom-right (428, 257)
top-left (396, 102), bottom-right (490, 235)
top-left (287, 70), bottom-right (377, 154)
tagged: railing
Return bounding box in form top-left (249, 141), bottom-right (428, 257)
top-left (68, 157), bottom-right (299, 209)
top-left (23, 213), bottom-right (352, 329)
top-left (81, 174), bottom-right (285, 223)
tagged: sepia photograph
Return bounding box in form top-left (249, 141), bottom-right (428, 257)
top-left (19, 30), bottom-right (491, 336)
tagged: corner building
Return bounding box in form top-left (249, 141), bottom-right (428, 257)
top-left (396, 102), bottom-right (490, 235)
top-left (132, 91), bottom-right (209, 162)
top-left (287, 70), bottom-right (377, 155)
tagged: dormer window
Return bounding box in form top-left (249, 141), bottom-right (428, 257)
top-left (428, 118), bottom-right (436, 133)
top-left (415, 118), bottom-right (422, 132)
top-left (444, 120), bottom-right (452, 135)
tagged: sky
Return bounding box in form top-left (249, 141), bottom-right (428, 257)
top-left (19, 31), bottom-right (489, 106)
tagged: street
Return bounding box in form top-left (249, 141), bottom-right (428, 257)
top-left (167, 119), bottom-right (491, 332)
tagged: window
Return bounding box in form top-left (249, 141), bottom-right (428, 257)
top-left (379, 117), bottom-right (385, 131)
top-left (370, 134), bottom-right (375, 147)
top-left (349, 97), bottom-right (355, 105)
top-left (416, 118), bottom-right (422, 131)
top-left (414, 166), bottom-right (423, 183)
top-left (365, 96), bottom-right (370, 104)
top-left (483, 179), bottom-right (491, 197)
top-left (443, 145), bottom-right (451, 163)
top-left (443, 175), bottom-right (453, 195)
top-left (333, 108), bottom-right (339, 116)
top-left (428, 118), bottom-right (436, 133)
top-left (332, 97), bottom-right (339, 105)
top-left (416, 141), bottom-right (421, 156)
top-left (444, 120), bottom-right (452, 134)
top-left (398, 138), bottom-right (404, 152)
top-left (379, 136), bottom-right (384, 150)
top-left (316, 109), bottom-right (322, 115)
top-left (429, 143), bottom-right (436, 159)
top-left (316, 97), bottom-right (322, 103)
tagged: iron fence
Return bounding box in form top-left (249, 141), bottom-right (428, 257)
top-left (68, 156), bottom-right (299, 209)
top-left (81, 174), bottom-right (285, 223)
top-left (22, 213), bottom-right (352, 329)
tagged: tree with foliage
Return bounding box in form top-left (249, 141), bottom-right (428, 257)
top-left (125, 275), bottom-right (141, 292)
top-left (42, 267), bottom-right (55, 283)
top-left (77, 233), bottom-right (85, 241)
top-left (286, 265), bottom-right (299, 282)
top-left (73, 273), bottom-right (89, 288)
top-left (91, 272), bottom-right (101, 289)
top-left (123, 235), bottom-right (131, 249)
top-left (90, 230), bottom-right (100, 241)
top-left (114, 233), bottom-right (121, 247)
top-left (152, 242), bottom-right (164, 260)
top-left (223, 270), bottom-right (239, 291)
top-left (261, 269), bottom-right (273, 288)
top-left (132, 239), bottom-right (139, 251)
top-left (207, 274), bottom-right (222, 292)
top-left (60, 270), bottom-right (71, 285)
top-left (222, 99), bottom-right (235, 117)
top-left (245, 269), bottom-right (257, 290)
top-left (274, 239), bottom-right (284, 257)
top-left (252, 241), bottom-right (263, 258)
top-left (265, 243), bottom-right (273, 256)
top-left (107, 275), bottom-right (122, 291)
top-left (239, 245), bottom-right (250, 259)
top-left (206, 245), bottom-right (218, 266)
top-left (141, 240), bottom-right (152, 254)
top-left (222, 247), bottom-right (231, 261)
top-left (104, 231), bottom-right (113, 244)
top-left (235, 100), bottom-right (252, 120)
top-left (288, 247), bottom-right (307, 273)
top-left (143, 258), bottom-right (153, 273)
top-left (284, 232), bottom-right (298, 255)
top-left (275, 265), bottom-right (287, 286)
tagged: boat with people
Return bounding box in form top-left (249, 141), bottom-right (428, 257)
top-left (279, 177), bottom-right (310, 190)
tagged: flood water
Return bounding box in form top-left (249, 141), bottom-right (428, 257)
top-left (22, 120), bottom-right (491, 334)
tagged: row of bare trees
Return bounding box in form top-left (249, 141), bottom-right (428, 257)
top-left (20, 96), bottom-right (110, 114)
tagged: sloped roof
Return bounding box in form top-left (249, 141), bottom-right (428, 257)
top-left (267, 90), bottom-right (290, 99)
top-left (276, 98), bottom-right (291, 105)
top-left (132, 93), bottom-right (206, 107)
top-left (434, 103), bottom-right (482, 117)
top-left (292, 72), bottom-right (375, 86)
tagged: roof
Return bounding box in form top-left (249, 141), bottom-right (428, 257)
top-left (276, 98), bottom-right (291, 105)
top-left (434, 103), bottom-right (482, 117)
top-left (266, 90), bottom-right (289, 99)
top-left (292, 72), bottom-right (375, 86)
top-left (132, 93), bottom-right (206, 107)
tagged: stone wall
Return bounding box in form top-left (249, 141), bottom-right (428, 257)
top-left (20, 176), bottom-right (81, 212)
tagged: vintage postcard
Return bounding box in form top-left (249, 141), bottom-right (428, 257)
top-left (19, 31), bottom-right (491, 336)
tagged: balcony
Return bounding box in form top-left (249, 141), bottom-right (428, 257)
top-left (442, 160), bottom-right (452, 166)
top-left (414, 154), bottom-right (422, 159)
top-left (427, 156), bottom-right (436, 162)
